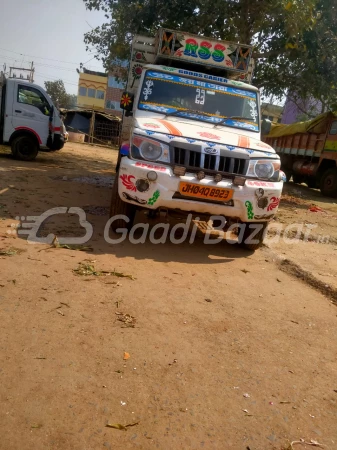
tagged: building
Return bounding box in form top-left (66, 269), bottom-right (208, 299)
top-left (281, 95), bottom-right (322, 124)
top-left (261, 102), bottom-right (283, 123)
top-left (104, 67), bottom-right (127, 118)
top-left (77, 68), bottom-right (108, 110)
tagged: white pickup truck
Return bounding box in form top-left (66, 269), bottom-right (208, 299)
top-left (110, 29), bottom-right (283, 249)
top-left (0, 72), bottom-right (64, 160)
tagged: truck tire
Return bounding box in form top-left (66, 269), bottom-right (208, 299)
top-left (320, 168), bottom-right (337, 198)
top-left (11, 135), bottom-right (38, 161)
top-left (110, 171), bottom-right (136, 231)
top-left (239, 222), bottom-right (268, 251)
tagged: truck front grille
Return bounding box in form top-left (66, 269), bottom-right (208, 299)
top-left (173, 147), bottom-right (248, 175)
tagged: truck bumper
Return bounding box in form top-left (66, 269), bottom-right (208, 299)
top-left (118, 158), bottom-right (283, 222)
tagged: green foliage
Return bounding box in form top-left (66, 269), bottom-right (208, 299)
top-left (83, 0), bottom-right (337, 109)
top-left (44, 80), bottom-right (77, 109)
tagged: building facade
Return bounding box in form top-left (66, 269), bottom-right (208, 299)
top-left (261, 103), bottom-right (283, 123)
top-left (77, 69), bottom-right (107, 110)
top-left (104, 71), bottom-right (126, 118)
top-left (281, 95), bottom-right (322, 124)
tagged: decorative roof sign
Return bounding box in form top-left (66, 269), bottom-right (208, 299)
top-left (156, 29), bottom-right (253, 74)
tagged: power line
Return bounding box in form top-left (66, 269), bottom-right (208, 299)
top-left (34, 73), bottom-right (79, 87)
top-left (0, 56), bottom-right (104, 74)
top-left (0, 47), bottom-right (95, 66)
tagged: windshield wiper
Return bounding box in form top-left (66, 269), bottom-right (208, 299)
top-left (165, 109), bottom-right (210, 118)
top-left (214, 116), bottom-right (255, 127)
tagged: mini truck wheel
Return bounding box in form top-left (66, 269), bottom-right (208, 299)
top-left (11, 135), bottom-right (38, 161)
top-left (239, 222), bottom-right (268, 251)
top-left (109, 170), bottom-right (137, 231)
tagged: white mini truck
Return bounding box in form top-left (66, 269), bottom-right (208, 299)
top-left (110, 29), bottom-right (283, 249)
top-left (0, 72), bottom-right (64, 161)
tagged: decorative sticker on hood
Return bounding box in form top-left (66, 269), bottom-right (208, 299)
top-left (134, 119), bottom-right (276, 155)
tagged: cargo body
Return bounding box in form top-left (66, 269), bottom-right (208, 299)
top-left (0, 72), bottom-right (64, 161)
top-left (264, 112), bottom-right (337, 197)
top-left (111, 29), bottom-right (284, 249)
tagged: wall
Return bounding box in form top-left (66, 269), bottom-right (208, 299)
top-left (261, 103), bottom-right (283, 124)
top-left (104, 73), bottom-right (126, 118)
top-left (281, 95), bottom-right (322, 124)
top-left (77, 72), bottom-right (107, 110)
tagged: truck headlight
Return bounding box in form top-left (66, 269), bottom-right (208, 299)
top-left (247, 159), bottom-right (281, 181)
top-left (131, 135), bottom-right (170, 163)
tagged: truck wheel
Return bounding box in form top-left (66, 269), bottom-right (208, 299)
top-left (320, 168), bottom-right (337, 198)
top-left (11, 135), bottom-right (38, 161)
top-left (110, 171), bottom-right (137, 231)
top-left (239, 222), bottom-right (268, 251)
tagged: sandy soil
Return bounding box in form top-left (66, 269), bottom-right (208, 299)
top-left (268, 183), bottom-right (337, 291)
top-left (0, 142), bottom-right (336, 450)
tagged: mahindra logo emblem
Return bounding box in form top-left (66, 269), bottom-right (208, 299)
top-left (204, 147), bottom-right (218, 155)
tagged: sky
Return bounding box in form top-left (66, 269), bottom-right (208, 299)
top-left (0, 0), bottom-right (106, 95)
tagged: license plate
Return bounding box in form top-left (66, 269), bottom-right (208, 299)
top-left (179, 182), bottom-right (233, 201)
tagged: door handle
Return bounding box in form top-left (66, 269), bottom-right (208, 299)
top-left (15, 110), bottom-right (22, 113)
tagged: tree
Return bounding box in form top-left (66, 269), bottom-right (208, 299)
top-left (44, 80), bottom-right (77, 109)
top-left (83, 0), bottom-right (337, 110)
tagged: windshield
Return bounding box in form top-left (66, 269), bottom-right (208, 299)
top-left (138, 70), bottom-right (259, 132)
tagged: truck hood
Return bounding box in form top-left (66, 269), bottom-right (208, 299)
top-left (135, 117), bottom-right (275, 154)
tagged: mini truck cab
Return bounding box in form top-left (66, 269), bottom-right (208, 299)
top-left (0, 72), bottom-right (64, 161)
top-left (111, 29), bottom-right (283, 249)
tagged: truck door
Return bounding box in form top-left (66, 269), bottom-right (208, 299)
top-left (11, 84), bottom-right (51, 146)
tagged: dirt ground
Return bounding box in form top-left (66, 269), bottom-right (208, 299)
top-left (0, 142), bottom-right (337, 450)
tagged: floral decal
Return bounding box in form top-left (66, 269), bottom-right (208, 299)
top-left (245, 200), bottom-right (254, 219)
top-left (143, 80), bottom-right (154, 100)
top-left (120, 175), bottom-right (137, 192)
top-left (134, 51), bottom-right (147, 62)
top-left (248, 100), bottom-right (258, 121)
top-left (131, 64), bottom-right (143, 87)
top-left (121, 93), bottom-right (133, 108)
top-left (225, 145), bottom-right (236, 151)
top-left (267, 197), bottom-right (280, 211)
top-left (148, 190), bottom-right (160, 205)
top-left (161, 66), bottom-right (177, 72)
top-left (197, 132), bottom-right (220, 140)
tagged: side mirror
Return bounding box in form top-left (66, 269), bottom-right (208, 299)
top-left (120, 92), bottom-right (134, 112)
top-left (261, 119), bottom-right (272, 136)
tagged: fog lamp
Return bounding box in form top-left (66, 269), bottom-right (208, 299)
top-left (196, 171), bottom-right (205, 180)
top-left (233, 176), bottom-right (246, 186)
top-left (147, 171), bottom-right (158, 182)
top-left (136, 178), bottom-right (150, 192)
top-left (173, 166), bottom-right (186, 176)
